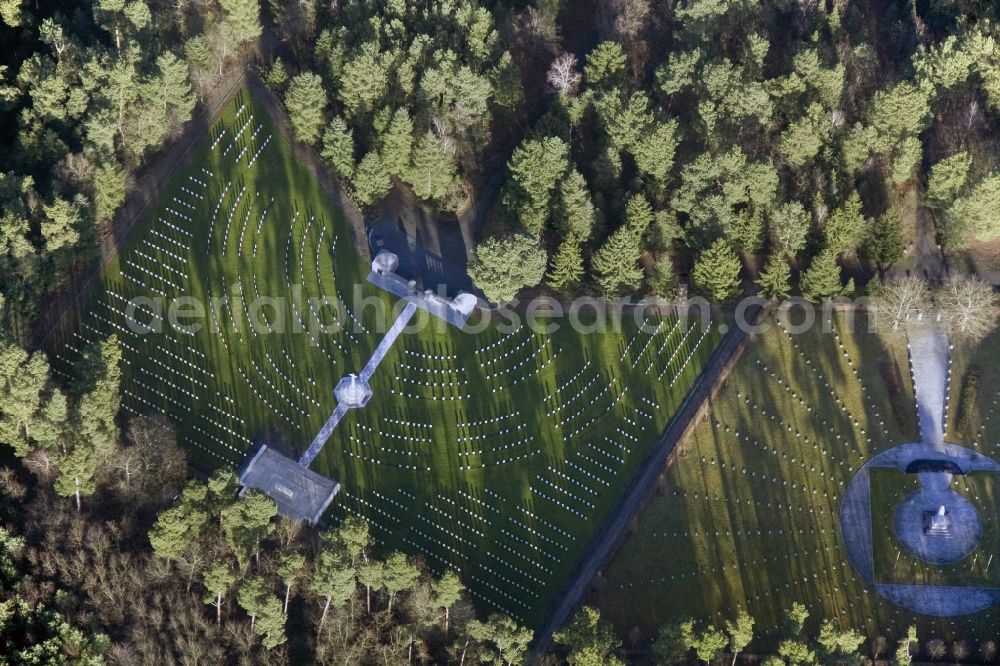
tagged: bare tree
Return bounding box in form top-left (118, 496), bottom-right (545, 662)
top-left (937, 275), bottom-right (1000, 345)
top-left (871, 276), bottom-right (931, 347)
top-left (546, 53), bottom-right (582, 96)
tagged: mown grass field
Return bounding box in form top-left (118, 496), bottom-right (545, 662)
top-left (869, 468), bottom-right (1000, 587)
top-left (52, 86), bottom-right (723, 626)
top-left (593, 312), bottom-right (1000, 647)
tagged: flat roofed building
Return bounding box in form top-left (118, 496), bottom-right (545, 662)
top-left (238, 444), bottom-right (340, 524)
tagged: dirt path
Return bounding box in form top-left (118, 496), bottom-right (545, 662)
top-left (531, 305), bottom-right (765, 658)
top-left (915, 206), bottom-right (946, 284)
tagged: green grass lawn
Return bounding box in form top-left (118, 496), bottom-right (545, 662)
top-left (592, 312), bottom-right (1000, 647)
top-left (51, 86), bottom-right (723, 626)
top-left (869, 468), bottom-right (1000, 587)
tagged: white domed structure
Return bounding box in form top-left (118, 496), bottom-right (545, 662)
top-left (453, 292), bottom-right (478, 317)
top-left (371, 251), bottom-right (399, 275)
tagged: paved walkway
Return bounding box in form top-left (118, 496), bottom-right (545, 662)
top-left (841, 441), bottom-right (1000, 616)
top-left (298, 301), bottom-right (418, 468)
top-left (907, 321), bottom-right (950, 447)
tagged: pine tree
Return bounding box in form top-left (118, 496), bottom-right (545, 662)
top-left (633, 120), bottom-right (679, 185)
top-left (800, 249), bottom-right (853, 301)
top-left (556, 170), bottom-right (595, 240)
top-left (592, 224), bottom-right (643, 297)
top-left (219, 0), bottom-right (262, 47)
top-left (408, 132), bottom-right (457, 203)
top-left (238, 577), bottom-right (286, 648)
top-left (867, 211), bottom-right (904, 270)
top-left (202, 559), bottom-right (236, 623)
top-left (506, 136), bottom-right (570, 233)
top-left (691, 240), bottom-right (742, 302)
top-left (379, 108), bottom-right (414, 178)
top-left (277, 552), bottom-right (305, 615)
top-left (266, 57), bottom-right (289, 93)
top-left (584, 42), bottom-right (627, 89)
top-left (321, 117), bottom-right (355, 180)
top-left (647, 256), bottom-right (678, 299)
top-left (53, 443), bottom-right (98, 512)
top-left (221, 490), bottom-right (277, 570)
top-left (284, 72), bottom-right (327, 145)
top-left (155, 51), bottom-right (196, 129)
top-left (468, 234), bottom-right (548, 304)
top-left (431, 571), bottom-right (464, 635)
top-left (310, 549), bottom-right (356, 631)
top-left (382, 552), bottom-right (420, 612)
top-left (824, 191), bottom-right (868, 254)
top-left (352, 152), bottom-right (392, 206)
top-left (554, 606), bottom-right (621, 666)
top-left (757, 254), bottom-right (791, 299)
top-left (547, 236), bottom-right (584, 291)
top-left (149, 501), bottom-right (208, 561)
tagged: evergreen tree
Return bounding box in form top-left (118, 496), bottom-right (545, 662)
top-left (382, 552), bottom-right (420, 612)
top-left (266, 57), bottom-right (289, 93)
top-left (277, 552), bottom-right (305, 615)
top-left (221, 490), bottom-right (277, 570)
top-left (592, 224), bottom-right (643, 297)
top-left (556, 170), bottom-right (595, 240)
top-left (584, 42), bottom-right (627, 88)
top-left (800, 249), bottom-right (853, 301)
top-left (202, 559), bottom-right (236, 623)
top-left (468, 234), bottom-right (548, 304)
top-left (53, 441), bottom-right (97, 512)
top-left (725, 611), bottom-right (755, 666)
top-left (757, 254), bottom-right (791, 299)
top-left (431, 570), bottom-right (464, 634)
top-left (547, 236), bottom-right (584, 291)
top-left (866, 211), bottom-right (904, 271)
top-left (352, 152), bottom-right (392, 206)
top-left (284, 72), bottom-right (327, 144)
top-left (926, 151), bottom-right (971, 209)
top-left (219, 0), bottom-right (262, 47)
top-left (647, 256), bottom-right (678, 299)
top-left (691, 240), bottom-right (742, 302)
top-left (155, 51), bottom-right (196, 129)
top-left (505, 136), bottom-right (570, 233)
top-left (149, 500), bottom-right (208, 561)
top-left (408, 132), bottom-right (457, 203)
top-left (310, 549), bottom-right (356, 631)
top-left (466, 614), bottom-right (534, 666)
top-left (632, 120), bottom-right (679, 185)
top-left (237, 577), bottom-right (286, 648)
top-left (894, 626), bottom-right (918, 666)
top-left (379, 108), bottom-right (414, 178)
top-left (321, 117), bottom-right (355, 180)
top-left (356, 560), bottom-right (384, 614)
top-left (824, 192), bottom-right (868, 254)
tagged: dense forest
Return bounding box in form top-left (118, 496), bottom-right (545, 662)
top-left (0, 0), bottom-right (999, 663)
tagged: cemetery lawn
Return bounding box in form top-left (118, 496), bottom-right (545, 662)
top-left (869, 469), bottom-right (1000, 587)
top-left (51, 85), bottom-right (725, 627)
top-left (592, 313), bottom-right (1000, 645)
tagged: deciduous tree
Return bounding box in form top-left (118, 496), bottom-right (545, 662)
top-left (554, 606), bottom-right (623, 666)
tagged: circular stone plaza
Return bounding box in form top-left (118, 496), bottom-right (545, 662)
top-left (840, 321), bottom-right (1000, 617)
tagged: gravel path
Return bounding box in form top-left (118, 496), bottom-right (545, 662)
top-left (907, 321), bottom-right (950, 447)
